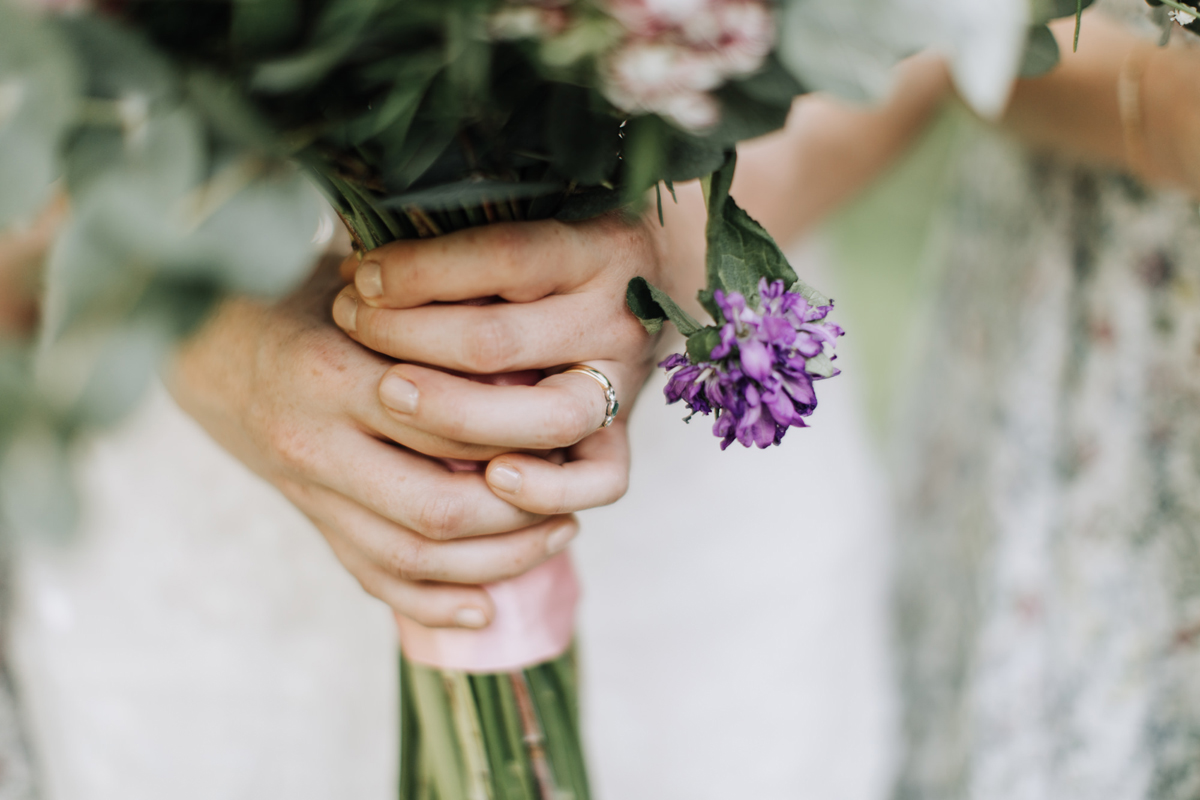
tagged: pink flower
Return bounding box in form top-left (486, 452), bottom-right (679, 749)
top-left (598, 0), bottom-right (773, 130)
top-left (600, 40), bottom-right (723, 128)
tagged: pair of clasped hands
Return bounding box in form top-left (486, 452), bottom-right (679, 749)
top-left (173, 209), bottom-right (682, 631)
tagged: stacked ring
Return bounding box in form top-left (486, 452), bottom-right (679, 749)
top-left (563, 365), bottom-right (619, 429)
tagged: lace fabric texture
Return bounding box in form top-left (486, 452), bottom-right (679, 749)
top-left (892, 109), bottom-right (1200, 800)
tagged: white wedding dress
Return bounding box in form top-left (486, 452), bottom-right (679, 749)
top-left (10, 243), bottom-right (894, 800)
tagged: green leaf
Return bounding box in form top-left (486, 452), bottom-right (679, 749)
top-left (188, 165), bottom-right (324, 295)
top-left (381, 178), bottom-right (565, 212)
top-left (231, 0), bottom-right (302, 53)
top-left (625, 276), bottom-right (704, 337)
top-left (252, 0), bottom-right (380, 92)
top-left (1020, 25), bottom-right (1060, 78)
top-left (0, 3), bottom-right (79, 230)
top-left (57, 14), bottom-right (176, 102)
top-left (554, 185), bottom-right (625, 222)
top-left (791, 277), bottom-right (831, 310)
top-left (702, 151), bottom-right (798, 312)
top-left (804, 351), bottom-right (838, 379)
top-left (701, 82), bottom-right (794, 148)
top-left (185, 71), bottom-right (282, 154)
top-left (1031, 0), bottom-right (1095, 23)
top-left (621, 114), bottom-right (667, 203)
top-left (662, 133), bottom-right (726, 184)
top-left (344, 57), bottom-right (443, 147)
top-left (548, 84), bottom-right (620, 185)
top-left (733, 54), bottom-right (808, 106)
top-left (685, 326), bottom-right (722, 363)
top-left (0, 421), bottom-right (78, 541)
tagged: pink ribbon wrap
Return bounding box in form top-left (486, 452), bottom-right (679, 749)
top-left (394, 368), bottom-right (580, 674)
top-left (395, 552), bottom-right (579, 673)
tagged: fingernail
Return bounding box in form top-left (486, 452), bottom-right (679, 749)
top-left (332, 290), bottom-right (358, 333)
top-left (488, 465), bottom-right (522, 494)
top-left (454, 608), bottom-right (489, 629)
top-left (380, 374), bottom-right (419, 414)
top-left (357, 260), bottom-right (383, 301)
top-left (545, 522), bottom-right (577, 556)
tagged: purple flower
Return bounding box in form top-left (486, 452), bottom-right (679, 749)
top-left (660, 278), bottom-right (843, 450)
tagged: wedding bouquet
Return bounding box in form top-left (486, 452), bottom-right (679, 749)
top-left (0, 0), bottom-right (1068, 794)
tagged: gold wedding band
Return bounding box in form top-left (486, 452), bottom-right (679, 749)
top-left (563, 365), bottom-right (619, 429)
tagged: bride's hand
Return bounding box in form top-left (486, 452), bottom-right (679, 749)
top-left (331, 211), bottom-right (671, 517)
top-left (169, 257), bottom-right (578, 631)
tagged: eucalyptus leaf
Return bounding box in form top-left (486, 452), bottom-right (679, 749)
top-left (1020, 25), bottom-right (1061, 79)
top-left (0, 421), bottom-right (78, 541)
top-left (0, 2), bottom-right (78, 230)
top-left (65, 321), bottom-right (171, 429)
top-left (189, 167), bottom-right (324, 295)
top-left (57, 14), bottom-right (176, 102)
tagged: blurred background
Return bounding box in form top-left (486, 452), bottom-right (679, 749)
top-left (6, 101), bottom-right (969, 800)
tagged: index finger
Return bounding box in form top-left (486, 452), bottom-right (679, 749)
top-left (344, 216), bottom-right (634, 309)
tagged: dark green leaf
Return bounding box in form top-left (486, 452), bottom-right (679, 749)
top-left (621, 114), bottom-right (667, 202)
top-left (702, 151), bottom-right (798, 311)
top-left (381, 179), bottom-right (564, 211)
top-left (662, 133), bottom-right (726, 183)
top-left (554, 185), bottom-right (625, 222)
top-left (1020, 25), bottom-right (1061, 78)
top-left (548, 84), bottom-right (620, 185)
top-left (702, 83), bottom-right (793, 149)
top-left (626, 276), bottom-right (704, 337)
top-left (231, 0), bottom-right (301, 53)
top-left (1031, 0), bottom-right (1095, 23)
top-left (252, 0), bottom-right (380, 91)
top-left (729, 54), bottom-right (807, 107)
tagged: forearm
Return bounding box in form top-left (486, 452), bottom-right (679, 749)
top-left (652, 56), bottom-right (951, 317)
top-left (1005, 12), bottom-right (1200, 193)
top-left (733, 54), bottom-right (952, 248)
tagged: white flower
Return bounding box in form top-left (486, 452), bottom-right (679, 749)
top-left (1170, 8), bottom-right (1197, 26)
top-left (601, 40), bottom-right (723, 127)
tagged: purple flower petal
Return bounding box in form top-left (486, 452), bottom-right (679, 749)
top-left (655, 280), bottom-right (841, 450)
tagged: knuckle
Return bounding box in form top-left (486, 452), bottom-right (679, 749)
top-left (264, 418), bottom-right (322, 475)
top-left (382, 538), bottom-right (429, 582)
top-left (547, 397), bottom-right (595, 446)
top-left (414, 493), bottom-right (469, 541)
top-left (460, 313), bottom-right (516, 373)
